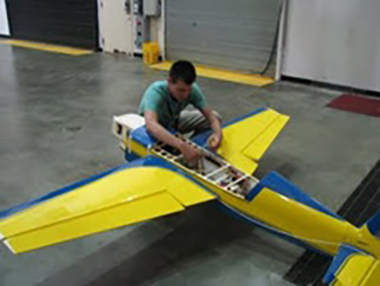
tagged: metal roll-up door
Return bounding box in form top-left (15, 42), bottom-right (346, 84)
top-left (6, 0), bottom-right (99, 49)
top-left (166, 0), bottom-right (282, 76)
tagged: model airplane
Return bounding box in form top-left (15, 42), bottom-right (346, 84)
top-left (1, 108), bottom-right (380, 285)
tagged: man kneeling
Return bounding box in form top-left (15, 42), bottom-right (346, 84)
top-left (138, 60), bottom-right (222, 164)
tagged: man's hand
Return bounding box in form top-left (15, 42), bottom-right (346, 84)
top-left (145, 111), bottom-right (203, 165)
top-left (201, 108), bottom-right (223, 152)
top-left (208, 132), bottom-right (223, 152)
top-left (179, 141), bottom-right (202, 164)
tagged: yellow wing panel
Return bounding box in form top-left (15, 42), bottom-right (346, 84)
top-left (333, 255), bottom-right (380, 286)
top-left (218, 109), bottom-right (289, 173)
top-left (363, 261), bottom-right (380, 285)
top-left (225, 153), bottom-right (259, 175)
top-left (243, 115), bottom-right (289, 161)
top-left (5, 192), bottom-right (183, 254)
top-left (0, 167), bottom-right (215, 253)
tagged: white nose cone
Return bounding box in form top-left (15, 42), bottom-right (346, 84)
top-left (115, 114), bottom-right (146, 130)
top-left (112, 113), bottom-right (146, 140)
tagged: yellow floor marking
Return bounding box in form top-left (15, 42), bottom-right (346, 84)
top-left (150, 61), bottom-right (275, 87)
top-left (0, 39), bottom-right (93, 56)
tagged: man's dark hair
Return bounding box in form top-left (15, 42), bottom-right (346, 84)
top-left (169, 60), bottom-right (196, 85)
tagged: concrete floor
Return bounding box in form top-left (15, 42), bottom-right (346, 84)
top-left (0, 44), bottom-right (379, 286)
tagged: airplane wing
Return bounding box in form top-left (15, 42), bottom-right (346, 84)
top-left (0, 156), bottom-right (215, 254)
top-left (192, 108), bottom-right (290, 174)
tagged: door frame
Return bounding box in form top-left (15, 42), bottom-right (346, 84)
top-left (0, 0), bottom-right (10, 36)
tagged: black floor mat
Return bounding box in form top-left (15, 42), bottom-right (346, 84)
top-left (284, 160), bottom-right (380, 285)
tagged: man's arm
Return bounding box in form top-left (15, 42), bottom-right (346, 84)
top-left (191, 84), bottom-right (222, 151)
top-left (201, 107), bottom-right (223, 151)
top-left (144, 110), bottom-right (201, 163)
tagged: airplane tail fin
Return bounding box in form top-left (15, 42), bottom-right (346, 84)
top-left (363, 211), bottom-right (380, 237)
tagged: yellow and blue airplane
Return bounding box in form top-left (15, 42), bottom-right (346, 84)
top-left (1, 108), bottom-right (380, 285)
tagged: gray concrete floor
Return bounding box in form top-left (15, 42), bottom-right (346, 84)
top-left (0, 44), bottom-right (379, 286)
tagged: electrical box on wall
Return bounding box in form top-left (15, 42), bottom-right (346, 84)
top-left (132, 0), bottom-right (145, 53)
top-left (133, 0), bottom-right (143, 14)
top-left (130, 0), bottom-right (161, 55)
top-left (144, 0), bottom-right (160, 16)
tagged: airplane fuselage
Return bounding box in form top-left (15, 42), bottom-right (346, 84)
top-left (126, 132), bottom-right (380, 259)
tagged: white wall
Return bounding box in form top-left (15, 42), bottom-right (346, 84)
top-left (0, 0), bottom-right (10, 36)
top-left (282, 0), bottom-right (380, 92)
top-left (98, 0), bottom-right (133, 55)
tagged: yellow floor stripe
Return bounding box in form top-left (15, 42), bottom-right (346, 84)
top-left (150, 61), bottom-right (275, 87)
top-left (0, 39), bottom-right (93, 56)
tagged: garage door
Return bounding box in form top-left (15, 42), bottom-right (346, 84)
top-left (6, 0), bottom-right (99, 49)
top-left (166, 0), bottom-right (282, 76)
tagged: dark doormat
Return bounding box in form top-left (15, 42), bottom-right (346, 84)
top-left (328, 94), bottom-right (380, 117)
top-left (284, 160), bottom-right (380, 285)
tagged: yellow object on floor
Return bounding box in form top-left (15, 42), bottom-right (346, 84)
top-left (143, 42), bottom-right (160, 65)
top-left (0, 39), bottom-right (93, 56)
top-left (150, 61), bottom-right (275, 87)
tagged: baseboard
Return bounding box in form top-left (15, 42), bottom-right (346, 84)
top-left (282, 75), bottom-right (380, 97)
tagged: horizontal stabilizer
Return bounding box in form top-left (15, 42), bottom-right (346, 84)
top-left (323, 245), bottom-right (380, 285)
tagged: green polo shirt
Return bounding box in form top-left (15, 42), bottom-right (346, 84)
top-left (138, 80), bottom-right (207, 129)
